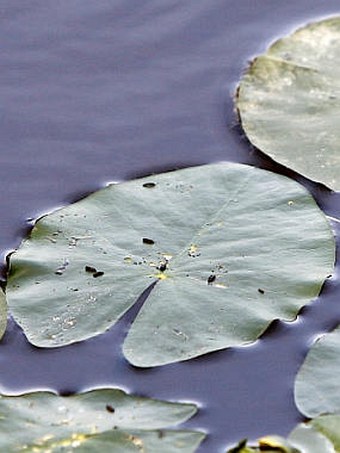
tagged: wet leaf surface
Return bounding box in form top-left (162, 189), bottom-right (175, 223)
top-left (0, 289), bottom-right (6, 341)
top-left (0, 388), bottom-right (203, 452)
top-left (6, 163), bottom-right (335, 366)
top-left (295, 324), bottom-right (340, 418)
top-left (233, 321), bottom-right (340, 452)
top-left (237, 17), bottom-right (340, 191)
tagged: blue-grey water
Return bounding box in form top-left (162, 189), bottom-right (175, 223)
top-left (1, 2), bottom-right (340, 451)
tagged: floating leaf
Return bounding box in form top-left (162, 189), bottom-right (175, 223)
top-left (6, 163), bottom-right (335, 366)
top-left (284, 322), bottom-right (340, 452)
top-left (0, 388), bottom-right (204, 452)
top-left (227, 415), bottom-right (340, 452)
top-left (308, 414), bottom-right (340, 451)
top-left (0, 289), bottom-right (7, 341)
top-left (237, 17), bottom-right (340, 191)
top-left (288, 422), bottom-right (336, 453)
top-left (295, 324), bottom-right (340, 418)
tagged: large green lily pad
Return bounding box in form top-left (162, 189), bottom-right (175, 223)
top-left (6, 163), bottom-right (335, 366)
top-left (237, 17), bottom-right (340, 191)
top-left (0, 388), bottom-right (204, 452)
top-left (295, 324), bottom-right (340, 418)
top-left (227, 414), bottom-right (340, 452)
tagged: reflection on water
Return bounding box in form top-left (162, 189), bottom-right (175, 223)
top-left (1, 1), bottom-right (340, 451)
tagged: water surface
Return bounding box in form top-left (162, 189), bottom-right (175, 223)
top-left (1, 1), bottom-right (340, 451)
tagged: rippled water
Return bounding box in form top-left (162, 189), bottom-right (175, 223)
top-left (1, 1), bottom-right (340, 451)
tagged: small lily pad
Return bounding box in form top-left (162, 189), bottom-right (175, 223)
top-left (0, 388), bottom-right (204, 452)
top-left (6, 163), bottom-right (335, 366)
top-left (227, 415), bottom-right (340, 452)
top-left (295, 324), bottom-right (340, 418)
top-left (308, 414), bottom-right (340, 451)
top-left (0, 288), bottom-right (7, 341)
top-left (237, 17), bottom-right (340, 191)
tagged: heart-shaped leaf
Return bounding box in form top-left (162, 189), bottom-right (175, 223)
top-left (6, 163), bottom-right (335, 366)
top-left (0, 388), bottom-right (203, 452)
top-left (237, 17), bottom-right (340, 191)
top-left (295, 324), bottom-right (340, 418)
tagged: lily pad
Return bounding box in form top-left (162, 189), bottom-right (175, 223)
top-left (280, 322), bottom-right (340, 452)
top-left (0, 388), bottom-right (204, 452)
top-left (6, 163), bottom-right (335, 366)
top-left (295, 324), bottom-right (340, 418)
top-left (308, 414), bottom-right (340, 451)
top-left (227, 415), bottom-right (340, 452)
top-left (0, 288), bottom-right (7, 341)
top-left (236, 17), bottom-right (340, 191)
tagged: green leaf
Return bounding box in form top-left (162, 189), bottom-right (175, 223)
top-left (0, 288), bottom-right (7, 341)
top-left (6, 163), bottom-right (335, 366)
top-left (227, 415), bottom-right (340, 453)
top-left (310, 414), bottom-right (340, 451)
top-left (295, 324), bottom-right (340, 418)
top-left (237, 17), bottom-right (340, 191)
top-left (289, 421), bottom-right (337, 453)
top-left (0, 388), bottom-right (204, 452)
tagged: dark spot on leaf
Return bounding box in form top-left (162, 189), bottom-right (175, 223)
top-left (68, 236), bottom-right (80, 248)
top-left (207, 274), bottom-right (216, 285)
top-left (93, 271), bottom-right (104, 278)
top-left (158, 430), bottom-right (165, 439)
top-left (158, 262), bottom-right (167, 272)
top-left (142, 182), bottom-right (156, 188)
top-left (54, 260), bottom-right (69, 275)
top-left (258, 288), bottom-right (265, 294)
top-left (142, 237), bottom-right (155, 245)
top-left (327, 274), bottom-right (332, 278)
top-left (85, 265), bottom-right (97, 273)
top-left (106, 404), bottom-right (115, 413)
